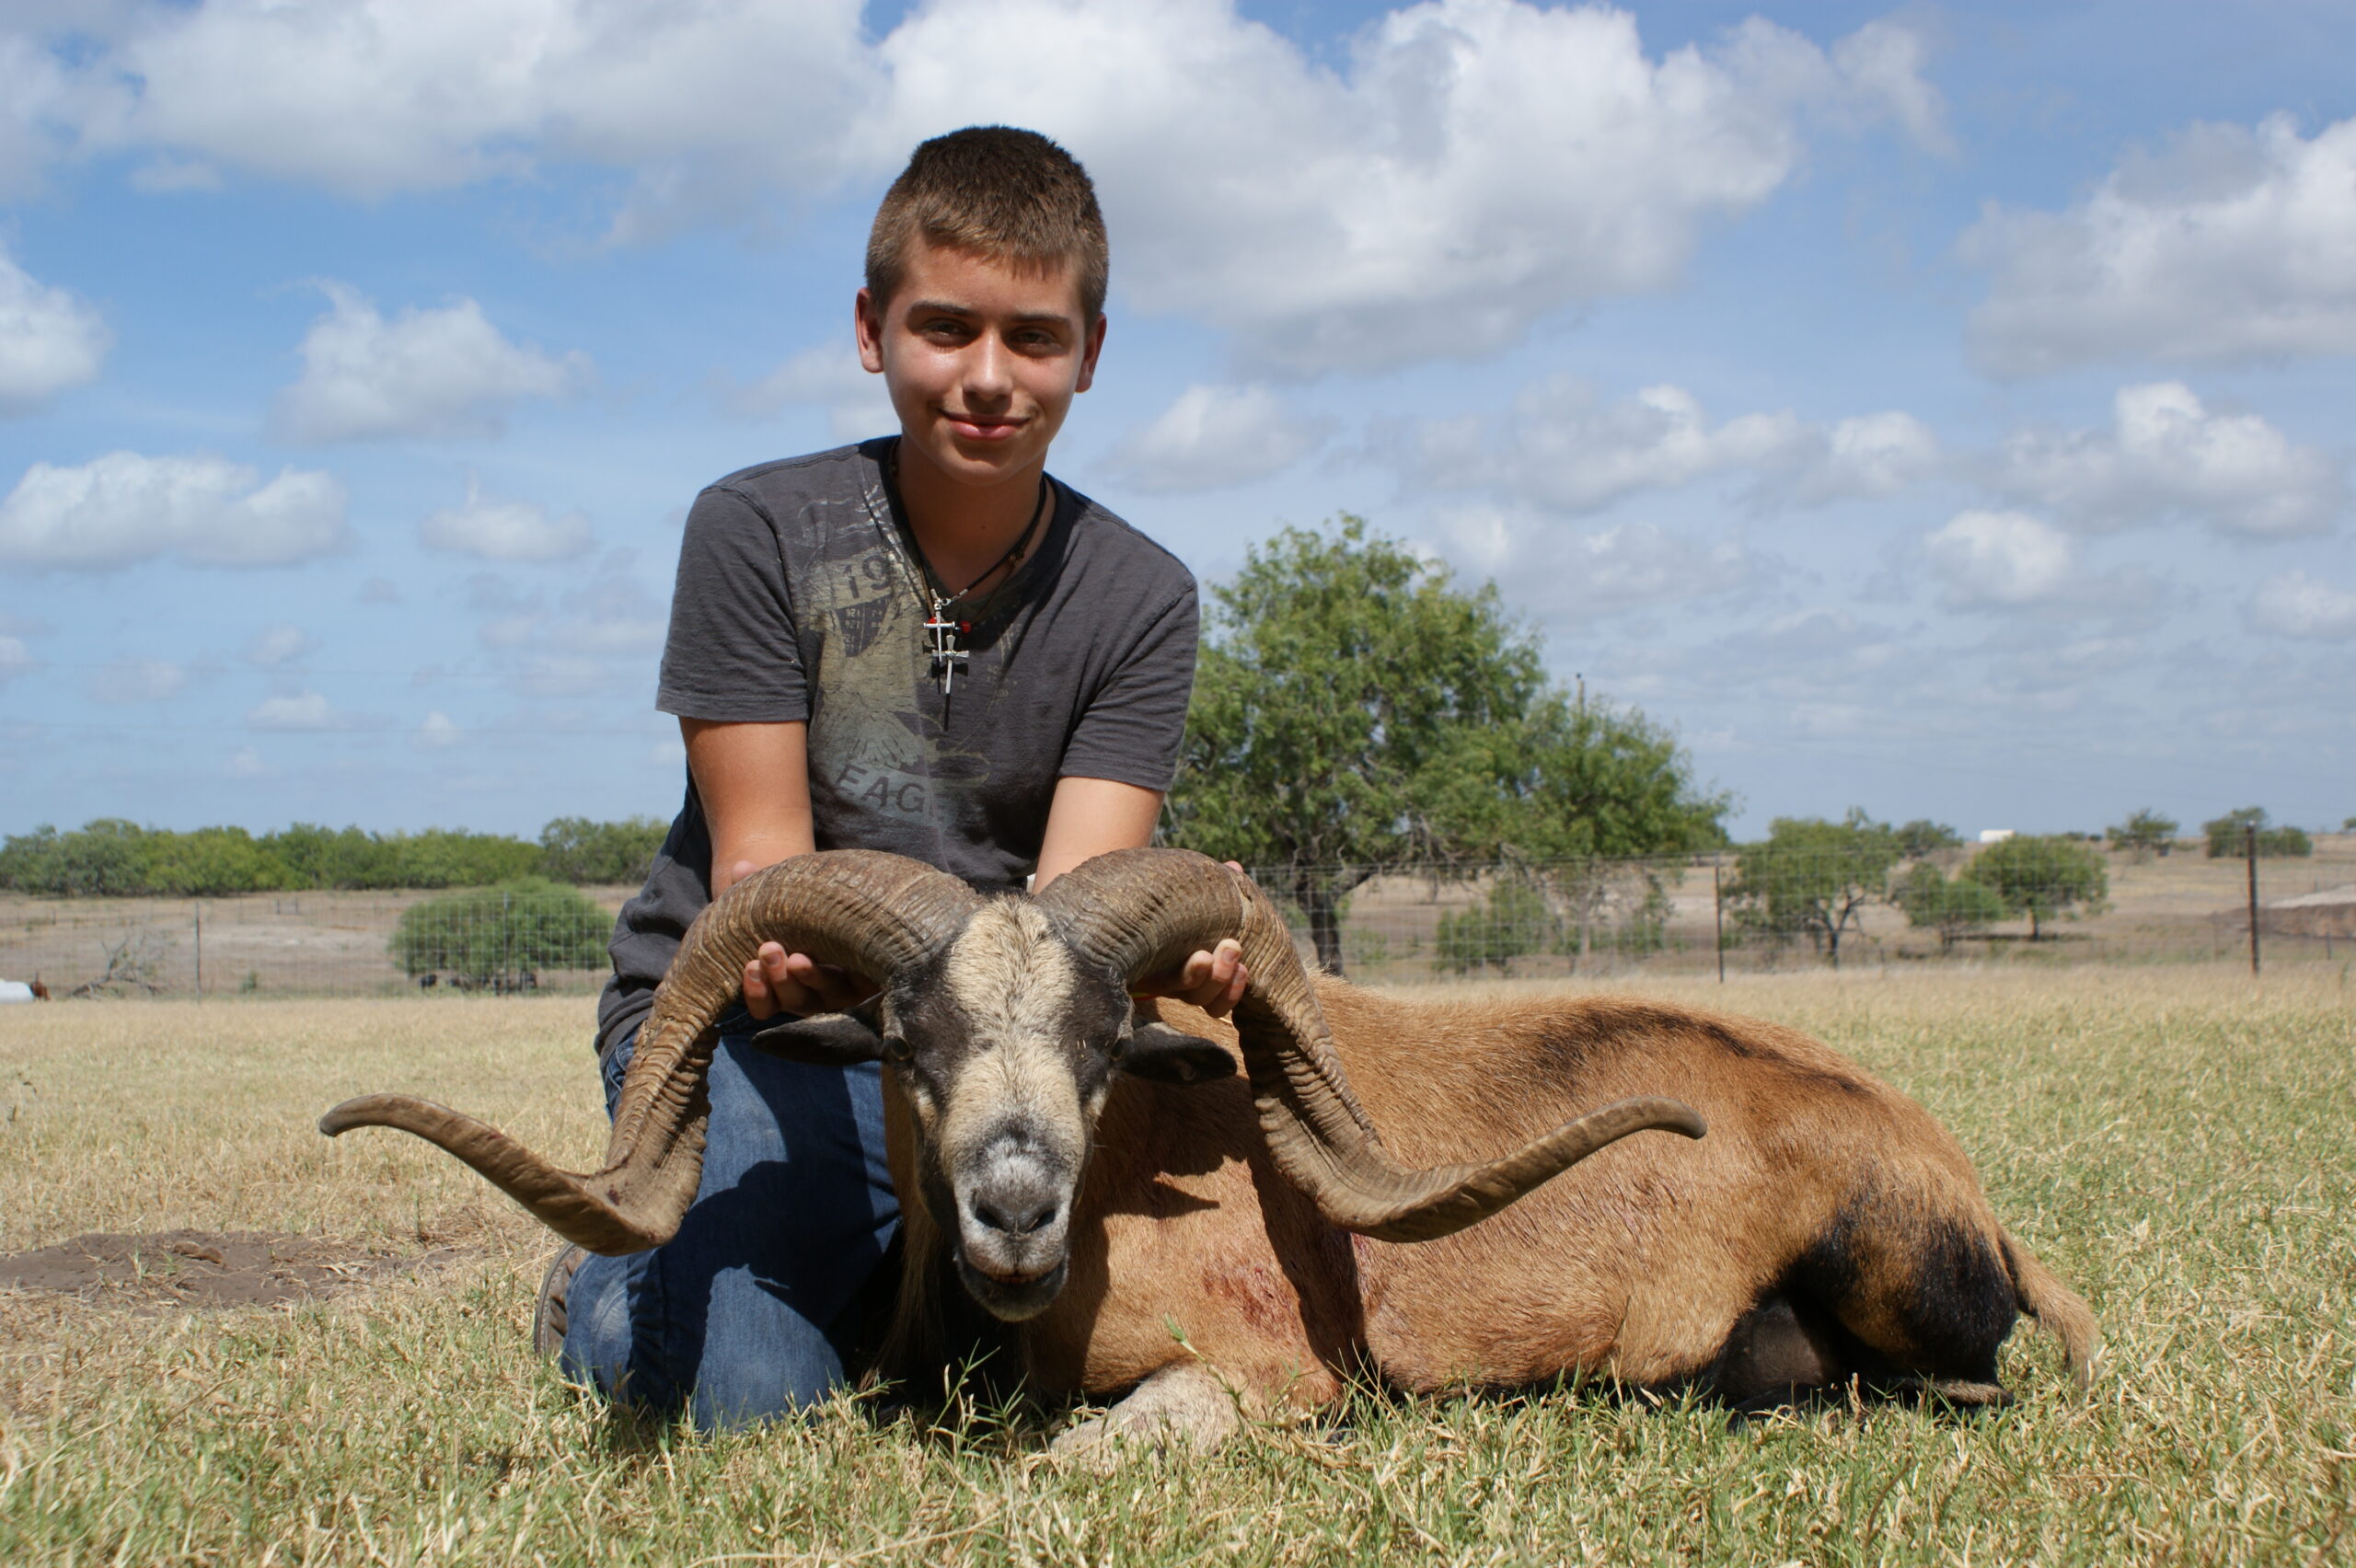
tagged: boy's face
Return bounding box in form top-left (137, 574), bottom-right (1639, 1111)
top-left (857, 238), bottom-right (1105, 495)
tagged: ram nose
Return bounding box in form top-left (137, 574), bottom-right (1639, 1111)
top-left (953, 1151), bottom-right (1076, 1321)
top-left (971, 1179), bottom-right (1061, 1240)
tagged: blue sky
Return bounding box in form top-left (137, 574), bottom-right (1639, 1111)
top-left (1, 0), bottom-right (2350, 841)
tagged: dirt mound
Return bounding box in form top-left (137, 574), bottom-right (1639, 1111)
top-left (0, 1228), bottom-right (469, 1310)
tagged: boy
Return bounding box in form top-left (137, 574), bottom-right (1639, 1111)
top-left (551, 127), bottom-right (1245, 1429)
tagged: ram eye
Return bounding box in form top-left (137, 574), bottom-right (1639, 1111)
top-left (880, 1035), bottom-right (913, 1065)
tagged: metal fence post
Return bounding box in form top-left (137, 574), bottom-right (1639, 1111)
top-left (193, 903), bottom-right (203, 1000)
top-left (1713, 856), bottom-right (1725, 984)
top-left (2246, 824), bottom-right (2261, 976)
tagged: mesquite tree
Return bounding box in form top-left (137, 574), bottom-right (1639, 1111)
top-left (1168, 517), bottom-right (1724, 974)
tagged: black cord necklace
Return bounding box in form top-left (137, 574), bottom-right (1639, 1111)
top-left (888, 446), bottom-right (1050, 696)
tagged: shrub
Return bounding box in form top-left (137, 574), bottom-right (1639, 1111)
top-left (1434, 878), bottom-right (1555, 974)
top-left (1893, 863), bottom-right (2011, 951)
top-left (2108, 808), bottom-right (2179, 860)
top-left (387, 879), bottom-right (611, 989)
top-left (2202, 808), bottom-right (2313, 859)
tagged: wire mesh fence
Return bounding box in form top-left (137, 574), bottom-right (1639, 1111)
top-left (0, 883), bottom-right (637, 1000)
top-left (3, 836), bottom-right (2352, 1000)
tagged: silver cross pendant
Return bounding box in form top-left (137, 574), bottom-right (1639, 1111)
top-left (925, 598), bottom-right (970, 695)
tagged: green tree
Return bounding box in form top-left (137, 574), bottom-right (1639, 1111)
top-left (140, 826), bottom-right (293, 896)
top-left (0, 824), bottom-right (62, 892)
top-left (539, 815), bottom-right (669, 884)
top-left (1893, 862), bottom-right (2010, 951)
top-left (2108, 808), bottom-right (2179, 860)
top-left (29, 819), bottom-right (152, 896)
top-left (1967, 836), bottom-right (2108, 940)
top-left (260, 824), bottom-right (542, 889)
top-left (1433, 877), bottom-right (1556, 975)
top-left (2202, 807), bottom-right (2313, 859)
top-left (1168, 517), bottom-right (1725, 973)
top-left (1893, 820), bottom-right (1963, 859)
top-left (1726, 810), bottom-right (1900, 968)
top-left (388, 879), bottom-right (611, 989)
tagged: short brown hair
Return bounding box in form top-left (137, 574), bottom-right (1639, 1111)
top-left (865, 126), bottom-right (1109, 321)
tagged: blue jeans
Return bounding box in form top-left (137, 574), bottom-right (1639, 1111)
top-left (559, 1011), bottom-right (900, 1430)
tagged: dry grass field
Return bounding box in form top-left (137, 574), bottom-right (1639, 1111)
top-left (1, 969), bottom-right (2350, 1565)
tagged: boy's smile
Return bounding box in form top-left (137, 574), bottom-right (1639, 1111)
top-left (857, 238), bottom-right (1105, 505)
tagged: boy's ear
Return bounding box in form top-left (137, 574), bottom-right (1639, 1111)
top-left (746, 997), bottom-right (888, 1067)
top-left (1076, 312), bottom-right (1107, 394)
top-left (1114, 1020), bottom-right (1235, 1086)
top-left (854, 285), bottom-right (888, 374)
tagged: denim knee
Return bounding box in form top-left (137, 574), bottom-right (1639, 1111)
top-left (559, 1020), bottom-right (898, 1431)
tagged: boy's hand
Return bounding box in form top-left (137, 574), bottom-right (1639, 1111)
top-left (743, 942), bottom-right (876, 1022)
top-left (1132, 937), bottom-right (1249, 1020)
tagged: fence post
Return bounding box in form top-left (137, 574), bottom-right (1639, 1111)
top-left (2245, 824), bottom-right (2261, 976)
top-left (1713, 857), bottom-right (1725, 984)
top-left (193, 903), bottom-right (203, 1000)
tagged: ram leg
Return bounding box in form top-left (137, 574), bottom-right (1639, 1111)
top-left (1715, 1293), bottom-right (1849, 1417)
top-left (1051, 1362), bottom-right (1240, 1457)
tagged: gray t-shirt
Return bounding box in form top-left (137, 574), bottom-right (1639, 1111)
top-left (596, 439), bottom-right (1197, 1054)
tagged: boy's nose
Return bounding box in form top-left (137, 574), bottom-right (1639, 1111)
top-left (962, 334), bottom-right (1015, 401)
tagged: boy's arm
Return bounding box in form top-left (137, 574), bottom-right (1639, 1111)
top-left (691, 737), bottom-right (1243, 1020)
top-left (1035, 776), bottom-right (1248, 1018)
top-left (683, 717), bottom-right (869, 1020)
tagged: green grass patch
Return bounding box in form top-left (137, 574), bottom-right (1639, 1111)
top-left (2, 972), bottom-right (2351, 1565)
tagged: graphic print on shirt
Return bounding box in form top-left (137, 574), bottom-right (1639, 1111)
top-left (797, 477), bottom-right (998, 852)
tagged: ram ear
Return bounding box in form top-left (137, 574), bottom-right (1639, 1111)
top-left (745, 998), bottom-right (888, 1066)
top-left (1116, 1020), bottom-right (1236, 1086)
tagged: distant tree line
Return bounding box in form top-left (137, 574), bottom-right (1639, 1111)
top-left (1727, 809), bottom-right (2111, 964)
top-left (0, 815), bottom-right (671, 897)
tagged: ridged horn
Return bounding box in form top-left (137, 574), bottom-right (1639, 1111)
top-left (1037, 848), bottom-right (1704, 1243)
top-left (320, 850), bottom-right (980, 1254)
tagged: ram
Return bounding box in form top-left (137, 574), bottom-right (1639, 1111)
top-left (324, 848), bottom-right (2096, 1447)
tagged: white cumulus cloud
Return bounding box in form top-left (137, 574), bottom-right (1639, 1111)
top-left (876, 1), bottom-right (1945, 373)
top-left (1784, 411), bottom-right (1944, 505)
top-left (1444, 509), bottom-right (1757, 619)
top-left (9, 2), bottom-right (1942, 376)
top-left (1923, 510), bottom-right (2074, 607)
top-left (1104, 385), bottom-right (1328, 492)
top-left (0, 451), bottom-right (350, 571)
top-left (722, 343), bottom-right (894, 440)
top-left (79, 0), bottom-right (880, 202)
top-left (1417, 381), bottom-right (1804, 514)
top-left (246, 690), bottom-right (345, 731)
top-left (1412, 381), bottom-right (1936, 514)
top-left (1988, 382), bottom-right (2344, 538)
top-left (421, 477), bottom-right (594, 563)
top-left (413, 710), bottom-right (464, 749)
top-left (1966, 114), bottom-right (2356, 375)
top-left (274, 283), bottom-right (590, 443)
top-left (2244, 570), bottom-right (2356, 641)
top-left (243, 623), bottom-right (318, 666)
top-left (0, 247), bottom-right (109, 411)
